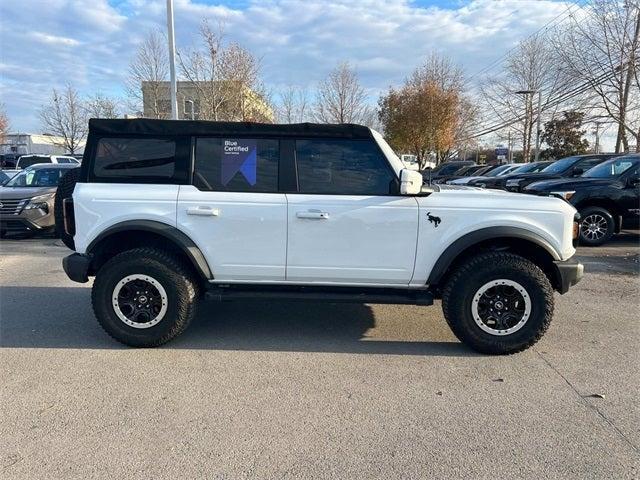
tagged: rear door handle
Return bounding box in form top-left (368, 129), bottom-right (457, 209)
top-left (296, 211), bottom-right (329, 220)
top-left (187, 206), bottom-right (219, 217)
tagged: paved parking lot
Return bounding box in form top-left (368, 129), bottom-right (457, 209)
top-left (1, 232), bottom-right (639, 479)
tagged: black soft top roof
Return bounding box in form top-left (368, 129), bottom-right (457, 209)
top-left (88, 118), bottom-right (373, 139)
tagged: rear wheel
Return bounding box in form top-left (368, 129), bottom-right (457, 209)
top-left (579, 206), bottom-right (614, 246)
top-left (92, 247), bottom-right (200, 347)
top-left (442, 252), bottom-right (554, 355)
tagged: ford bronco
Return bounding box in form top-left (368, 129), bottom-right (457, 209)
top-left (58, 119), bottom-right (583, 354)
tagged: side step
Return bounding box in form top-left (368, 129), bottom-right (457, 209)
top-left (205, 285), bottom-right (433, 306)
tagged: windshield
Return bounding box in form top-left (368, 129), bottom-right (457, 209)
top-left (485, 164), bottom-right (513, 177)
top-left (5, 168), bottom-right (66, 187)
top-left (582, 157), bottom-right (638, 178)
top-left (542, 156), bottom-right (581, 174)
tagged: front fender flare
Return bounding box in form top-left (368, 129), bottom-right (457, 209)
top-left (427, 226), bottom-right (561, 286)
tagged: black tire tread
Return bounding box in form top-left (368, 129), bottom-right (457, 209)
top-left (91, 247), bottom-right (200, 347)
top-left (442, 251), bottom-right (554, 355)
top-left (54, 168), bottom-right (81, 250)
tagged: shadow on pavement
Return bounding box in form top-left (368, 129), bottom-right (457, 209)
top-left (0, 286), bottom-right (472, 357)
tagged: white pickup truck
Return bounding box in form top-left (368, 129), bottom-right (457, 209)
top-left (58, 119), bottom-right (583, 354)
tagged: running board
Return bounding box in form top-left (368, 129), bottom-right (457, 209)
top-left (205, 285), bottom-right (434, 306)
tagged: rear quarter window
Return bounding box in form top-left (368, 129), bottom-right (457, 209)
top-left (90, 137), bottom-right (189, 183)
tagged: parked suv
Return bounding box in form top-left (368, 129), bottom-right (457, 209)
top-left (16, 154), bottom-right (80, 169)
top-left (0, 163), bottom-right (79, 237)
top-left (524, 155), bottom-right (640, 246)
top-left (503, 154), bottom-right (619, 192)
top-left (59, 119), bottom-right (583, 354)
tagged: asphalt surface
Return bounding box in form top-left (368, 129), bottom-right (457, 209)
top-left (1, 231), bottom-right (639, 479)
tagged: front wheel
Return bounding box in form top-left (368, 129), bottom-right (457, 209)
top-left (92, 247), bottom-right (200, 347)
top-left (579, 206), bottom-right (614, 246)
top-left (442, 252), bottom-right (554, 354)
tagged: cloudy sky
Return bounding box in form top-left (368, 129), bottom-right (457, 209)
top-left (2, 0), bottom-right (605, 146)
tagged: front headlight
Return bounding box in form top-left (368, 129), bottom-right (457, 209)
top-left (24, 193), bottom-right (55, 212)
top-left (550, 191), bottom-right (576, 201)
top-left (505, 179), bottom-right (522, 187)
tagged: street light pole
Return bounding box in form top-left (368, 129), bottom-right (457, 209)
top-left (166, 0), bottom-right (178, 120)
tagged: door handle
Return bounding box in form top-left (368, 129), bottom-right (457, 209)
top-left (187, 206), bottom-right (219, 217)
top-left (296, 211), bottom-right (329, 220)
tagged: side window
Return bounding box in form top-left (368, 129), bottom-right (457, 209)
top-left (194, 138), bottom-right (279, 192)
top-left (575, 158), bottom-right (601, 172)
top-left (296, 139), bottom-right (395, 195)
top-left (57, 158), bottom-right (70, 164)
top-left (92, 137), bottom-right (187, 183)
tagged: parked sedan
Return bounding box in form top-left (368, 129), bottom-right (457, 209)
top-left (447, 163), bottom-right (516, 185)
top-left (467, 161), bottom-right (553, 188)
top-left (0, 163), bottom-right (79, 238)
top-left (524, 155), bottom-right (639, 246)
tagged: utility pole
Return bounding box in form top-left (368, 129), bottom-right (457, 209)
top-left (534, 90), bottom-right (542, 162)
top-left (166, 0), bottom-right (178, 120)
top-left (515, 89), bottom-right (542, 162)
top-left (507, 130), bottom-right (513, 163)
top-left (594, 122), bottom-right (602, 153)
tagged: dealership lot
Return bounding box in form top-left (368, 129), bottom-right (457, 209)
top-left (1, 233), bottom-right (639, 478)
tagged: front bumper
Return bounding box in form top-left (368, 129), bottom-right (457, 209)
top-left (0, 216), bottom-right (52, 234)
top-left (554, 258), bottom-right (584, 294)
top-left (62, 253), bottom-right (91, 283)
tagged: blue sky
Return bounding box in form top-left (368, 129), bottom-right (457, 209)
top-left (1, 0), bottom-right (586, 140)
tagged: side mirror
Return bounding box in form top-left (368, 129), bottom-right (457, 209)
top-left (627, 175), bottom-right (640, 187)
top-left (572, 167), bottom-right (584, 176)
top-left (400, 168), bottom-right (423, 195)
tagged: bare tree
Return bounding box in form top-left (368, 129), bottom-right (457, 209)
top-left (0, 104), bottom-right (8, 144)
top-left (277, 85), bottom-right (309, 123)
top-left (480, 34), bottom-right (575, 161)
top-left (315, 62), bottom-right (373, 125)
top-left (85, 93), bottom-right (120, 119)
top-left (554, 0), bottom-right (640, 152)
top-left (40, 85), bottom-right (87, 154)
top-left (126, 29), bottom-right (169, 118)
top-left (178, 21), bottom-right (271, 122)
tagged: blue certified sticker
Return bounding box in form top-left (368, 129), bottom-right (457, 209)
top-left (221, 139), bottom-right (257, 186)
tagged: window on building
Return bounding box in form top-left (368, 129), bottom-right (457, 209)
top-left (295, 139), bottom-right (395, 195)
top-left (194, 138), bottom-right (279, 192)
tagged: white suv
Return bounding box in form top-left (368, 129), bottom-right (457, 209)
top-left (58, 119), bottom-right (583, 354)
top-left (16, 154), bottom-right (80, 169)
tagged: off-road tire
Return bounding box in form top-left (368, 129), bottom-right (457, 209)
top-left (54, 168), bottom-right (81, 250)
top-left (92, 247), bottom-right (200, 347)
top-left (578, 206), bottom-right (614, 247)
top-left (442, 252), bottom-right (554, 355)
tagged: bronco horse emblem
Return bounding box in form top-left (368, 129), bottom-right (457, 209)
top-left (427, 212), bottom-right (441, 228)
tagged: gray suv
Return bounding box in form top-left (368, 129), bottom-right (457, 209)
top-left (0, 163), bottom-right (79, 237)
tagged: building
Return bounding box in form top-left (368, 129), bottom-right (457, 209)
top-left (0, 133), bottom-right (84, 155)
top-left (141, 81), bottom-right (274, 123)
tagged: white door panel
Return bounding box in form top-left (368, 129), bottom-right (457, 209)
top-left (177, 185), bottom-right (287, 281)
top-left (286, 195), bottom-right (419, 284)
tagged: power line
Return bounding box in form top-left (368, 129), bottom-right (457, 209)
top-left (464, 0), bottom-right (589, 87)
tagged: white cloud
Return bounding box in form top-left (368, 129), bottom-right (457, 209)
top-left (30, 32), bottom-right (81, 46)
top-left (2, 0), bottom-right (593, 144)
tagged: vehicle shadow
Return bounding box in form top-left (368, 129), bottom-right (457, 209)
top-left (0, 286), bottom-right (473, 357)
